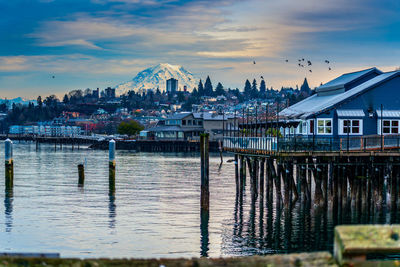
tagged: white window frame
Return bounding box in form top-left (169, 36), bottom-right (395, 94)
top-left (296, 121), bottom-right (308, 135)
top-left (317, 118), bottom-right (333, 135)
top-left (339, 119), bottom-right (363, 135)
top-left (378, 119), bottom-right (400, 135)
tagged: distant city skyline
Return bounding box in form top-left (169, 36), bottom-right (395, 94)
top-left (0, 0), bottom-right (399, 99)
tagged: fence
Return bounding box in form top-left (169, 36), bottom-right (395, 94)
top-left (223, 134), bottom-right (400, 153)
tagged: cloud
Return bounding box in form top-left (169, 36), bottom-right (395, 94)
top-left (1, 0), bottom-right (399, 97)
top-left (28, 16), bottom-right (138, 49)
top-left (0, 56), bottom-right (29, 71)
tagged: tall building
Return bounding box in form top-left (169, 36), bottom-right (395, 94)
top-left (93, 88), bottom-right (100, 99)
top-left (166, 78), bottom-right (178, 93)
top-left (104, 87), bottom-right (116, 99)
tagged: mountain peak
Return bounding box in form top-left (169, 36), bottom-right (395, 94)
top-left (116, 63), bottom-right (198, 95)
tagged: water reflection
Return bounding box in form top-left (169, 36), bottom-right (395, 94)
top-left (200, 209), bottom-right (209, 257)
top-left (4, 187), bottom-right (13, 232)
top-left (224, 183), bottom-right (400, 255)
top-left (108, 195), bottom-right (116, 229)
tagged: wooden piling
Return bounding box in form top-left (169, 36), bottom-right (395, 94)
top-left (5, 139), bottom-right (13, 189)
top-left (78, 163), bottom-right (85, 186)
top-left (109, 140), bottom-right (116, 196)
top-left (259, 158), bottom-right (265, 199)
top-left (218, 140), bottom-right (223, 165)
top-left (235, 154), bottom-right (239, 192)
top-left (200, 134), bottom-right (210, 211)
top-left (239, 155), bottom-right (245, 191)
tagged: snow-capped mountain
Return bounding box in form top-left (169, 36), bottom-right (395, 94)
top-left (0, 97), bottom-right (36, 108)
top-left (116, 63), bottom-right (198, 95)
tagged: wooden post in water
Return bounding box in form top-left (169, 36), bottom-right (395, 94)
top-left (200, 133), bottom-right (210, 211)
top-left (109, 139), bottom-right (116, 195)
top-left (235, 154), bottom-right (239, 192)
top-left (218, 140), bottom-right (223, 165)
top-left (239, 155), bottom-right (245, 191)
top-left (5, 139), bottom-right (13, 189)
top-left (78, 163), bottom-right (85, 186)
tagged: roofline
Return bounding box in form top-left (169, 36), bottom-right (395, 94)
top-left (306, 71), bottom-right (400, 119)
top-left (317, 67), bottom-right (383, 92)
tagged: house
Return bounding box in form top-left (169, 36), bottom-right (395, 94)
top-left (144, 112), bottom-right (234, 141)
top-left (279, 67), bottom-right (400, 138)
top-left (146, 112), bottom-right (203, 140)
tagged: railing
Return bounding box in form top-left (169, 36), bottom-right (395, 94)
top-left (223, 134), bottom-right (400, 153)
top-left (223, 137), bottom-right (278, 152)
top-left (341, 135), bottom-right (400, 151)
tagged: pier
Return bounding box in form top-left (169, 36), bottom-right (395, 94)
top-left (222, 110), bottom-right (400, 210)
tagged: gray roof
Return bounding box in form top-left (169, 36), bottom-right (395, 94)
top-left (147, 125), bottom-right (202, 132)
top-left (193, 112), bottom-right (234, 121)
top-left (166, 112), bottom-right (193, 120)
top-left (316, 67), bottom-right (381, 93)
top-left (336, 109), bottom-right (365, 117)
top-left (280, 71), bottom-right (399, 119)
top-left (376, 110), bottom-right (400, 118)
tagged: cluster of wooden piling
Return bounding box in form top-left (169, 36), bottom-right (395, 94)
top-left (4, 139), bottom-right (117, 195)
top-left (233, 153), bottom-right (400, 211)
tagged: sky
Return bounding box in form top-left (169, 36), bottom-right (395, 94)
top-left (0, 0), bottom-right (399, 99)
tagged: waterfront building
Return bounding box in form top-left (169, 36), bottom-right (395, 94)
top-left (9, 125), bottom-right (82, 137)
top-left (279, 68), bottom-right (400, 138)
top-left (143, 112), bottom-right (234, 141)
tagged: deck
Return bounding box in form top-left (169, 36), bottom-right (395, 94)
top-left (223, 135), bottom-right (400, 157)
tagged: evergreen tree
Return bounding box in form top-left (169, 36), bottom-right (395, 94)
top-left (63, 94), bottom-right (69, 104)
top-left (260, 79), bottom-right (266, 94)
top-left (204, 76), bottom-right (213, 96)
top-left (37, 96), bottom-right (42, 108)
top-left (177, 91), bottom-right (185, 102)
top-left (300, 78), bottom-right (311, 95)
top-left (215, 82), bottom-right (225, 96)
top-left (191, 88), bottom-right (198, 97)
top-left (198, 80), bottom-right (204, 96)
top-left (251, 79), bottom-right (258, 98)
top-left (244, 79), bottom-right (251, 94)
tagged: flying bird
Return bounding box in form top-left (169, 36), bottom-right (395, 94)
top-left (253, 61), bottom-right (256, 64)
top-left (329, 67), bottom-right (332, 71)
top-left (285, 59), bottom-right (288, 62)
top-left (302, 58), bottom-right (305, 61)
top-left (52, 76), bottom-right (55, 79)
top-left (261, 76), bottom-right (264, 79)
top-left (325, 60), bottom-right (330, 64)
top-left (307, 60), bottom-right (312, 66)
top-left (309, 70), bottom-right (312, 73)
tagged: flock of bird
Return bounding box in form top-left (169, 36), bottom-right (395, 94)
top-left (253, 58), bottom-right (332, 75)
top-left (285, 58), bottom-right (332, 73)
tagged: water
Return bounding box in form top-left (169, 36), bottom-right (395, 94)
top-left (0, 142), bottom-right (398, 258)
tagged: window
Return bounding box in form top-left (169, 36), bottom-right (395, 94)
top-left (380, 119), bottom-right (399, 134)
top-left (182, 120), bottom-right (186, 126)
top-left (297, 121), bottom-right (307, 135)
top-left (188, 120), bottom-right (192, 125)
top-left (198, 120), bottom-right (203, 126)
top-left (317, 119), bottom-right (332, 135)
top-left (302, 121), bottom-right (307, 134)
top-left (339, 119), bottom-right (363, 135)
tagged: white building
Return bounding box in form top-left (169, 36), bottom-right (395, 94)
top-left (9, 125), bottom-right (82, 137)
